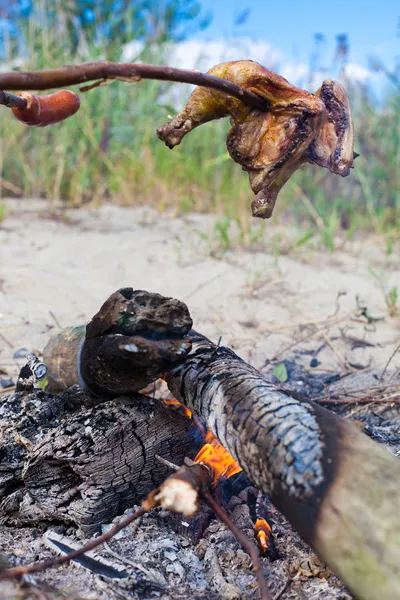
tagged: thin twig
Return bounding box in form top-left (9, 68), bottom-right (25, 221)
top-left (318, 392), bottom-right (400, 405)
top-left (388, 367), bottom-right (400, 384)
top-left (155, 454), bottom-right (180, 471)
top-left (321, 333), bottom-right (357, 373)
top-left (259, 311), bottom-right (353, 334)
top-left (268, 313), bottom-right (353, 362)
top-left (320, 382), bottom-right (400, 397)
top-left (273, 578), bottom-right (292, 600)
top-left (316, 382), bottom-right (400, 405)
top-left (103, 542), bottom-right (152, 577)
top-left (0, 506), bottom-right (147, 580)
top-left (0, 90), bottom-right (27, 109)
top-left (0, 62), bottom-right (269, 112)
top-left (379, 339), bottom-right (400, 384)
top-left (203, 489), bottom-right (273, 600)
top-left (0, 385), bottom-right (16, 395)
top-left (0, 331), bottom-right (14, 349)
top-left (48, 310), bottom-right (62, 329)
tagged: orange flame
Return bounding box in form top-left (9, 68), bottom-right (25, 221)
top-left (254, 518), bottom-right (273, 553)
top-left (162, 398), bottom-right (241, 484)
top-left (163, 397), bottom-right (192, 419)
top-left (194, 430), bottom-right (242, 484)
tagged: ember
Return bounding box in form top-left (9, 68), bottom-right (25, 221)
top-left (162, 397), bottom-right (242, 484)
top-left (255, 518), bottom-right (274, 555)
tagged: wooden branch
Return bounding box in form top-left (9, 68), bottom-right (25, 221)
top-left (166, 332), bottom-right (400, 600)
top-left (203, 489), bottom-right (272, 600)
top-left (0, 61), bottom-right (269, 112)
top-left (0, 506), bottom-right (147, 581)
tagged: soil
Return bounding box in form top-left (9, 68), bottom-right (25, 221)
top-left (0, 199), bottom-right (399, 600)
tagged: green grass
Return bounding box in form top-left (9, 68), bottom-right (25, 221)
top-left (0, 202), bottom-right (6, 223)
top-left (0, 19), bottom-right (398, 250)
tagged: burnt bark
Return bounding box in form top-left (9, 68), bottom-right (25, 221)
top-left (166, 332), bottom-right (400, 600)
top-left (44, 288), bottom-right (193, 396)
top-left (0, 386), bottom-right (200, 535)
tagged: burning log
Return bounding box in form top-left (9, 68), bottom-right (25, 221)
top-left (36, 289), bottom-right (400, 599)
top-left (193, 429), bottom-right (242, 483)
top-left (167, 333), bottom-right (400, 600)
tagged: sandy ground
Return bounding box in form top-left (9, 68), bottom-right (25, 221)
top-left (1, 199), bottom-right (399, 382)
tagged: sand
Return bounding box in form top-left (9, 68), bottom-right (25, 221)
top-left (1, 199), bottom-right (399, 381)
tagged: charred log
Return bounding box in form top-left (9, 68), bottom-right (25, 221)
top-left (43, 288), bottom-right (193, 396)
top-left (29, 290), bottom-right (400, 599)
top-left (0, 387), bottom-right (201, 535)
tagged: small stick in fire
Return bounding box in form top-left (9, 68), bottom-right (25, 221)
top-left (253, 493), bottom-right (280, 561)
top-left (203, 489), bottom-right (273, 600)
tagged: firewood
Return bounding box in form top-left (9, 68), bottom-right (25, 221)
top-left (166, 332), bottom-right (400, 600)
top-left (0, 387), bottom-right (201, 535)
top-left (43, 288), bottom-right (193, 396)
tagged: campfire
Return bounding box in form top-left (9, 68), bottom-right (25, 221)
top-left (162, 395), bottom-right (277, 559)
top-left (164, 396), bottom-right (242, 483)
top-left (0, 288), bottom-right (399, 600)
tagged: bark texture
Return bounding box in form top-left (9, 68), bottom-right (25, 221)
top-left (0, 386), bottom-right (200, 535)
top-left (166, 332), bottom-right (400, 600)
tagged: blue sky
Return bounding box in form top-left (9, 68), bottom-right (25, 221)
top-left (195, 0), bottom-right (399, 74)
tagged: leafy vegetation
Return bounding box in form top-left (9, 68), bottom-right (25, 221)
top-left (0, 1), bottom-right (398, 249)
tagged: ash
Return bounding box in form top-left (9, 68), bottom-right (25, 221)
top-left (0, 365), bottom-right (399, 600)
top-left (0, 491), bottom-right (352, 600)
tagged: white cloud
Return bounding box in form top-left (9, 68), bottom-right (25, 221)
top-left (122, 38), bottom-right (377, 99)
top-left (344, 62), bottom-right (374, 82)
top-left (280, 62), bottom-right (376, 91)
top-left (279, 63), bottom-right (309, 84)
top-left (123, 38), bottom-right (280, 71)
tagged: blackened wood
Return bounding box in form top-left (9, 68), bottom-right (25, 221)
top-left (166, 332), bottom-right (400, 600)
top-left (44, 288), bottom-right (193, 396)
top-left (39, 290), bottom-right (400, 599)
top-left (0, 387), bottom-right (201, 535)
